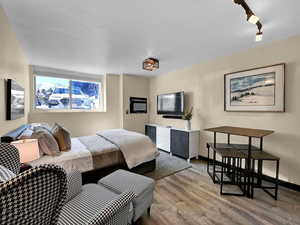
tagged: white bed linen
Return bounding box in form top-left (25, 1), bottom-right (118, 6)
top-left (30, 138), bottom-right (93, 173)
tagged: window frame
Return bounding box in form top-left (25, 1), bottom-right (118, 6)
top-left (32, 74), bottom-right (104, 113)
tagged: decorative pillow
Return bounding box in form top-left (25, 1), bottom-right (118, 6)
top-left (52, 123), bottom-right (71, 152)
top-left (17, 128), bottom-right (34, 140)
top-left (17, 128), bottom-right (45, 157)
top-left (0, 165), bottom-right (16, 183)
top-left (30, 123), bottom-right (53, 132)
top-left (31, 127), bottom-right (60, 156)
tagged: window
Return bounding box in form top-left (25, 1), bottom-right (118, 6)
top-left (35, 75), bottom-right (101, 111)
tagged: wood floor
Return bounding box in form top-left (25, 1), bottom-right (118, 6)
top-left (138, 168), bottom-right (300, 225)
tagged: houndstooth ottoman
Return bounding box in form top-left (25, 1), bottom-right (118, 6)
top-left (98, 169), bottom-right (155, 223)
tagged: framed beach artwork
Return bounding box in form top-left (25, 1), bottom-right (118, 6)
top-left (224, 63), bottom-right (285, 112)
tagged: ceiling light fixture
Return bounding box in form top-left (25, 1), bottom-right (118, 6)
top-left (143, 58), bottom-right (159, 71)
top-left (233, 0), bottom-right (263, 42)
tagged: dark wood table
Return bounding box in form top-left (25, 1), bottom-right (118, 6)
top-left (205, 126), bottom-right (279, 199)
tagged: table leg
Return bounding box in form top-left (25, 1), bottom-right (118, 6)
top-left (214, 132), bottom-right (217, 148)
top-left (257, 137), bottom-right (264, 186)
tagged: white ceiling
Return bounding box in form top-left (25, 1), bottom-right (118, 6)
top-left (1, 0), bottom-right (300, 76)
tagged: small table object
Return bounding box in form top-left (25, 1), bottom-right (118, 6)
top-left (205, 126), bottom-right (279, 200)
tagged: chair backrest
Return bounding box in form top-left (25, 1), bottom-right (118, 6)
top-left (0, 143), bottom-right (20, 174)
top-left (0, 165), bottom-right (67, 225)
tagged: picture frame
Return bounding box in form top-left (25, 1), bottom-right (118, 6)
top-left (6, 79), bottom-right (25, 120)
top-left (224, 63), bottom-right (285, 112)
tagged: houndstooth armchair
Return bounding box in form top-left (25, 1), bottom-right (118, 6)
top-left (0, 143), bottom-right (135, 225)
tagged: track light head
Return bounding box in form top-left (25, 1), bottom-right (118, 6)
top-left (247, 12), bottom-right (260, 24)
top-left (256, 31), bottom-right (263, 42)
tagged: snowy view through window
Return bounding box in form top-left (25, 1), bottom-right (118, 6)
top-left (35, 76), bottom-right (100, 110)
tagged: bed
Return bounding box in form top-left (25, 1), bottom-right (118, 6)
top-left (1, 125), bottom-right (158, 174)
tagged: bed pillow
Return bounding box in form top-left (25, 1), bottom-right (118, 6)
top-left (17, 128), bottom-right (34, 140)
top-left (30, 123), bottom-right (53, 132)
top-left (52, 123), bottom-right (71, 152)
top-left (31, 127), bottom-right (60, 156)
top-left (0, 165), bottom-right (16, 183)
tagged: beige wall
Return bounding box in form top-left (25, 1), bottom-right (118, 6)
top-left (121, 74), bottom-right (149, 134)
top-left (29, 75), bottom-right (122, 137)
top-left (0, 7), bottom-right (29, 136)
top-left (149, 35), bottom-right (300, 185)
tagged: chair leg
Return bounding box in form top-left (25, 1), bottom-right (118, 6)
top-left (220, 157), bottom-right (225, 195)
top-left (207, 145), bottom-right (210, 173)
top-left (275, 160), bottom-right (280, 200)
top-left (213, 150), bottom-right (216, 183)
top-left (232, 158), bottom-right (236, 183)
top-left (251, 159), bottom-right (255, 199)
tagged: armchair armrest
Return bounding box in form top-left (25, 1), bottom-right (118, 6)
top-left (87, 190), bottom-right (136, 225)
top-left (66, 170), bottom-right (82, 202)
top-left (0, 143), bottom-right (21, 174)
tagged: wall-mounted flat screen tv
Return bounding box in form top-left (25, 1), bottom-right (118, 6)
top-left (157, 92), bottom-right (184, 115)
top-left (6, 79), bottom-right (25, 120)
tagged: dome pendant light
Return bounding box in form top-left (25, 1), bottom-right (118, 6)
top-left (143, 58), bottom-right (159, 71)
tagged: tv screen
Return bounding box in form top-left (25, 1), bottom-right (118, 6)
top-left (157, 92), bottom-right (184, 115)
top-left (6, 79), bottom-right (25, 120)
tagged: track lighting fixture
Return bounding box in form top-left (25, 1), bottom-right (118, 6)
top-left (233, 0), bottom-right (263, 42)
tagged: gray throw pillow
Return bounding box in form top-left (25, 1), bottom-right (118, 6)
top-left (0, 165), bottom-right (16, 183)
top-left (32, 127), bottom-right (60, 156)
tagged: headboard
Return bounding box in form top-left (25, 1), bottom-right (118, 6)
top-left (1, 125), bottom-right (29, 143)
